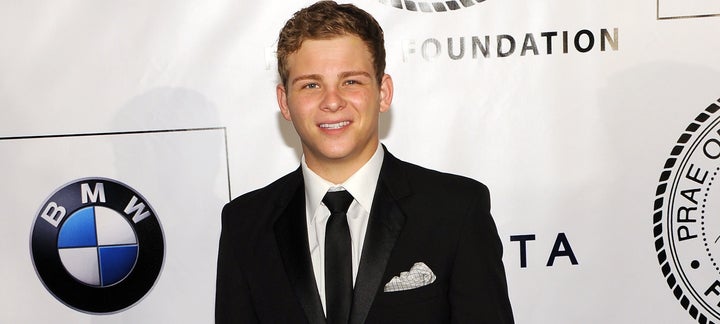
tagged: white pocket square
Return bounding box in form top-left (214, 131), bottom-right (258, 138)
top-left (383, 262), bottom-right (436, 292)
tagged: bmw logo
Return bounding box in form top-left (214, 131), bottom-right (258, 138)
top-left (30, 178), bottom-right (165, 314)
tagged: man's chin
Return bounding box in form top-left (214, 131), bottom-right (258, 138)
top-left (305, 146), bottom-right (357, 163)
top-left (304, 140), bottom-right (376, 165)
top-left (318, 149), bottom-right (354, 162)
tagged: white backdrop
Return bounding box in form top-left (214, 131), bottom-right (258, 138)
top-left (2, 0), bottom-right (720, 323)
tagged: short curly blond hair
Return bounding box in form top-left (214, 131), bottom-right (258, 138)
top-left (276, 1), bottom-right (386, 87)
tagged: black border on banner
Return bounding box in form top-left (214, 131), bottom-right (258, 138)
top-left (0, 127), bottom-right (233, 202)
top-left (657, 0), bottom-right (720, 20)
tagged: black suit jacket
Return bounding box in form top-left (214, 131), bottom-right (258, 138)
top-left (216, 149), bottom-right (514, 323)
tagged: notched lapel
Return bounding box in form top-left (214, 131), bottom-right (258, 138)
top-left (349, 176), bottom-right (408, 324)
top-left (274, 185), bottom-right (326, 324)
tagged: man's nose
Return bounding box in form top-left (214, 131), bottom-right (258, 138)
top-left (321, 87), bottom-right (346, 112)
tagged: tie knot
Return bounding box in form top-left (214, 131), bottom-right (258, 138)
top-left (323, 190), bottom-right (354, 214)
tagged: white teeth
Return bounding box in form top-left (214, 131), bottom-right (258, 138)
top-left (320, 121), bottom-right (350, 129)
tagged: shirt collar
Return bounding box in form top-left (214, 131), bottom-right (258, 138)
top-left (302, 144), bottom-right (385, 222)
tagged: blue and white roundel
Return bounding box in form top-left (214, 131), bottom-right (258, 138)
top-left (31, 178), bottom-right (164, 314)
top-left (57, 206), bottom-right (139, 287)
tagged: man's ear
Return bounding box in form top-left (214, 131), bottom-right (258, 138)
top-left (277, 84), bottom-right (292, 121)
top-left (379, 74), bottom-right (394, 113)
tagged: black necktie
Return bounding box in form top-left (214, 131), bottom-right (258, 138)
top-left (323, 190), bottom-right (354, 324)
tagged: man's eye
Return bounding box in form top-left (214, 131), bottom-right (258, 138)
top-left (302, 83), bottom-right (319, 89)
top-left (344, 80), bottom-right (359, 85)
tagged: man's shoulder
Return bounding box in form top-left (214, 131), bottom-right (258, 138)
top-left (384, 152), bottom-right (494, 233)
top-left (221, 168), bottom-right (301, 225)
top-left (386, 153), bottom-right (489, 195)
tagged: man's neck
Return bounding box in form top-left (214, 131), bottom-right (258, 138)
top-left (304, 143), bottom-right (380, 184)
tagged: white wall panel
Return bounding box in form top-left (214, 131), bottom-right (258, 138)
top-left (2, 0), bottom-right (719, 322)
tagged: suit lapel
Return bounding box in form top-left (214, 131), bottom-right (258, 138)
top-left (349, 150), bottom-right (410, 324)
top-left (274, 170), bottom-right (326, 324)
top-left (272, 150), bottom-right (411, 324)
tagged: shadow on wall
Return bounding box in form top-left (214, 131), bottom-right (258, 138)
top-left (111, 86), bottom-right (222, 194)
top-left (113, 87), bottom-right (219, 132)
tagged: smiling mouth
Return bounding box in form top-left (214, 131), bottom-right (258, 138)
top-left (319, 121), bottom-right (350, 129)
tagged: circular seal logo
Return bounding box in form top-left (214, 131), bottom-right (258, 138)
top-left (654, 99), bottom-right (720, 323)
top-left (30, 178), bottom-right (164, 314)
top-left (378, 0), bottom-right (487, 12)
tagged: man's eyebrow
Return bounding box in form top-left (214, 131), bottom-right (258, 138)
top-left (291, 74), bottom-right (322, 86)
top-left (290, 71), bottom-right (372, 86)
top-left (339, 71), bottom-right (372, 79)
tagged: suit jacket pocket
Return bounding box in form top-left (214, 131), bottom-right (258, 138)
top-left (368, 282), bottom-right (449, 323)
top-left (377, 281), bottom-right (442, 306)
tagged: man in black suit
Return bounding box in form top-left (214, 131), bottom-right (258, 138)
top-left (215, 1), bottom-right (514, 323)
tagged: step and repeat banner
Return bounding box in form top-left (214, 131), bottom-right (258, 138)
top-left (2, 0), bottom-right (719, 323)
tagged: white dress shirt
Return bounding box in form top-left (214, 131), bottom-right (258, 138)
top-left (301, 144), bottom-right (384, 315)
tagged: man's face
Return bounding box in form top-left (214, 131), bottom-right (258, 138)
top-left (277, 35), bottom-right (393, 171)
